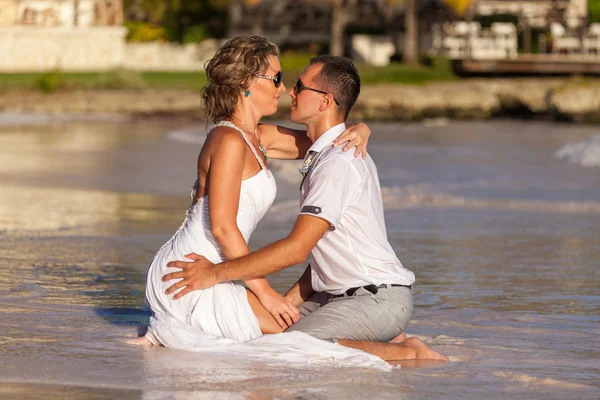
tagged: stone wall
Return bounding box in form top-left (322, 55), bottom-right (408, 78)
top-left (0, 26), bottom-right (127, 71)
top-left (0, 27), bottom-right (219, 72)
top-left (122, 40), bottom-right (219, 71)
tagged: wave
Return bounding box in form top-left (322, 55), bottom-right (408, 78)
top-left (381, 186), bottom-right (600, 214)
top-left (555, 135), bottom-right (600, 167)
top-left (166, 126), bottom-right (208, 144)
top-left (0, 112), bottom-right (124, 127)
top-left (269, 159), bottom-right (303, 184)
top-left (266, 185), bottom-right (600, 219)
top-left (493, 371), bottom-right (590, 389)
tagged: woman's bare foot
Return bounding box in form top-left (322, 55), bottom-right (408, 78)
top-left (126, 336), bottom-right (153, 346)
top-left (402, 337), bottom-right (449, 361)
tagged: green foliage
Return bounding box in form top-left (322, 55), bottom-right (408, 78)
top-left (35, 71), bottom-right (63, 93)
top-left (279, 53), bottom-right (316, 87)
top-left (182, 25), bottom-right (209, 44)
top-left (358, 57), bottom-right (455, 85)
top-left (124, 21), bottom-right (168, 42)
top-left (123, 0), bottom-right (227, 43)
top-left (94, 69), bottom-right (147, 90)
top-left (590, 0), bottom-right (600, 23)
top-left (1, 54), bottom-right (455, 95)
top-left (139, 71), bottom-right (207, 90)
top-left (123, 0), bottom-right (168, 24)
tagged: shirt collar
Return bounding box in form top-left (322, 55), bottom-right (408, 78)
top-left (307, 123), bottom-right (347, 154)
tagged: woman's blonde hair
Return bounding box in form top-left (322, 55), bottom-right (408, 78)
top-left (201, 36), bottom-right (280, 123)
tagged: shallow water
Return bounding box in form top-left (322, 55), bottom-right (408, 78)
top-left (0, 116), bottom-right (599, 399)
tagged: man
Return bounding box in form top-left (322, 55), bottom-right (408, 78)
top-left (164, 56), bottom-right (447, 361)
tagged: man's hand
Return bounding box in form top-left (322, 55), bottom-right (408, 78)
top-left (163, 253), bottom-right (218, 299)
top-left (256, 289), bottom-right (301, 329)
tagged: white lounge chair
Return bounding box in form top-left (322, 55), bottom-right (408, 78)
top-left (490, 22), bottom-right (518, 59)
top-left (583, 23), bottom-right (600, 56)
top-left (550, 22), bottom-right (581, 54)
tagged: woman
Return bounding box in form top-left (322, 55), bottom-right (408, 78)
top-left (143, 36), bottom-right (372, 346)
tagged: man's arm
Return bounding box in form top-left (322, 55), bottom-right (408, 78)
top-left (284, 264), bottom-right (315, 307)
top-left (163, 215), bottom-right (330, 299)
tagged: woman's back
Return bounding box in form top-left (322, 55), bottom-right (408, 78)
top-left (144, 121), bottom-right (277, 341)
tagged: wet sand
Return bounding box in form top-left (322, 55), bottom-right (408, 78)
top-left (1, 115), bottom-right (599, 399)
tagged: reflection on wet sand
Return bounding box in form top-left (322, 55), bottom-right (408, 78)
top-left (0, 183), bottom-right (187, 233)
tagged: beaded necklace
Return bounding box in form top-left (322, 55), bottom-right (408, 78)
top-left (230, 116), bottom-right (268, 161)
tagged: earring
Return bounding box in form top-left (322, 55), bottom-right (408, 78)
top-left (245, 90), bottom-right (251, 97)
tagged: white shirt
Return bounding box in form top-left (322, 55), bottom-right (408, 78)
top-left (299, 123), bottom-right (415, 295)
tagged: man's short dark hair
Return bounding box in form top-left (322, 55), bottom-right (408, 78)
top-left (309, 55), bottom-right (360, 120)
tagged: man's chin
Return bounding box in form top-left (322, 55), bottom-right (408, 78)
top-left (289, 109), bottom-right (300, 123)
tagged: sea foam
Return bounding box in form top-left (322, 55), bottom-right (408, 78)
top-left (555, 135), bottom-right (600, 167)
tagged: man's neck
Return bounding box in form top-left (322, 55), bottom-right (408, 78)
top-left (306, 117), bottom-right (345, 143)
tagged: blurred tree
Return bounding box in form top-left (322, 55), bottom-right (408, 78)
top-left (123, 0), bottom-right (230, 42)
top-left (330, 1), bottom-right (407, 57)
top-left (403, 0), bottom-right (418, 65)
top-left (124, 0), bottom-right (169, 24)
top-left (330, 0), bottom-right (359, 56)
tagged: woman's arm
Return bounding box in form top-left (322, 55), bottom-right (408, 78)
top-left (284, 265), bottom-right (315, 307)
top-left (258, 122), bottom-right (371, 160)
top-left (206, 128), bottom-right (299, 328)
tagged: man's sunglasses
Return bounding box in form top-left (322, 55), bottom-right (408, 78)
top-left (255, 71), bottom-right (283, 88)
top-left (293, 79), bottom-right (340, 105)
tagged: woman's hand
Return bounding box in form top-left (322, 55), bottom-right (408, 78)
top-left (333, 122), bottom-right (371, 160)
top-left (256, 288), bottom-right (301, 329)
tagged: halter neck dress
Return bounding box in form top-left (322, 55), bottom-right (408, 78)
top-left (143, 121), bottom-right (389, 369)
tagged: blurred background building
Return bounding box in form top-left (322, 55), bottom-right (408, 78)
top-left (0, 0), bottom-right (599, 73)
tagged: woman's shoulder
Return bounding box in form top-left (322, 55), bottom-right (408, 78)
top-left (206, 124), bottom-right (247, 150)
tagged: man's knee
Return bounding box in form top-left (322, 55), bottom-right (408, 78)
top-left (287, 287), bottom-right (413, 342)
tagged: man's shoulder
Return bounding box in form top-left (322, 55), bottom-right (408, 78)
top-left (319, 144), bottom-right (363, 166)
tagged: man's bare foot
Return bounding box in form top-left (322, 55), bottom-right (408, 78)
top-left (390, 331), bottom-right (407, 343)
top-left (403, 337), bottom-right (449, 361)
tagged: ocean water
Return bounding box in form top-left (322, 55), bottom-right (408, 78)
top-left (0, 115), bottom-right (598, 399)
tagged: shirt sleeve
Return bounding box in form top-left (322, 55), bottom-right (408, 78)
top-left (299, 155), bottom-right (362, 229)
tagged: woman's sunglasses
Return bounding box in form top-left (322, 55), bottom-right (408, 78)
top-left (255, 71), bottom-right (283, 88)
top-left (293, 79), bottom-right (340, 105)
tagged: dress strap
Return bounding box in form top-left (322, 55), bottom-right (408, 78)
top-left (216, 120), bottom-right (267, 171)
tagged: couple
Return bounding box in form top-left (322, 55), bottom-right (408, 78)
top-left (143, 36), bottom-right (447, 364)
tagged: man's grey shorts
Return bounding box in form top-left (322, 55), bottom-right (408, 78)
top-left (286, 285), bottom-right (413, 342)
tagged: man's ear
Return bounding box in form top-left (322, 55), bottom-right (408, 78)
top-left (318, 95), bottom-right (335, 112)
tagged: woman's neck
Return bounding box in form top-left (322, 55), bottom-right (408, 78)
top-left (231, 105), bottom-right (260, 133)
